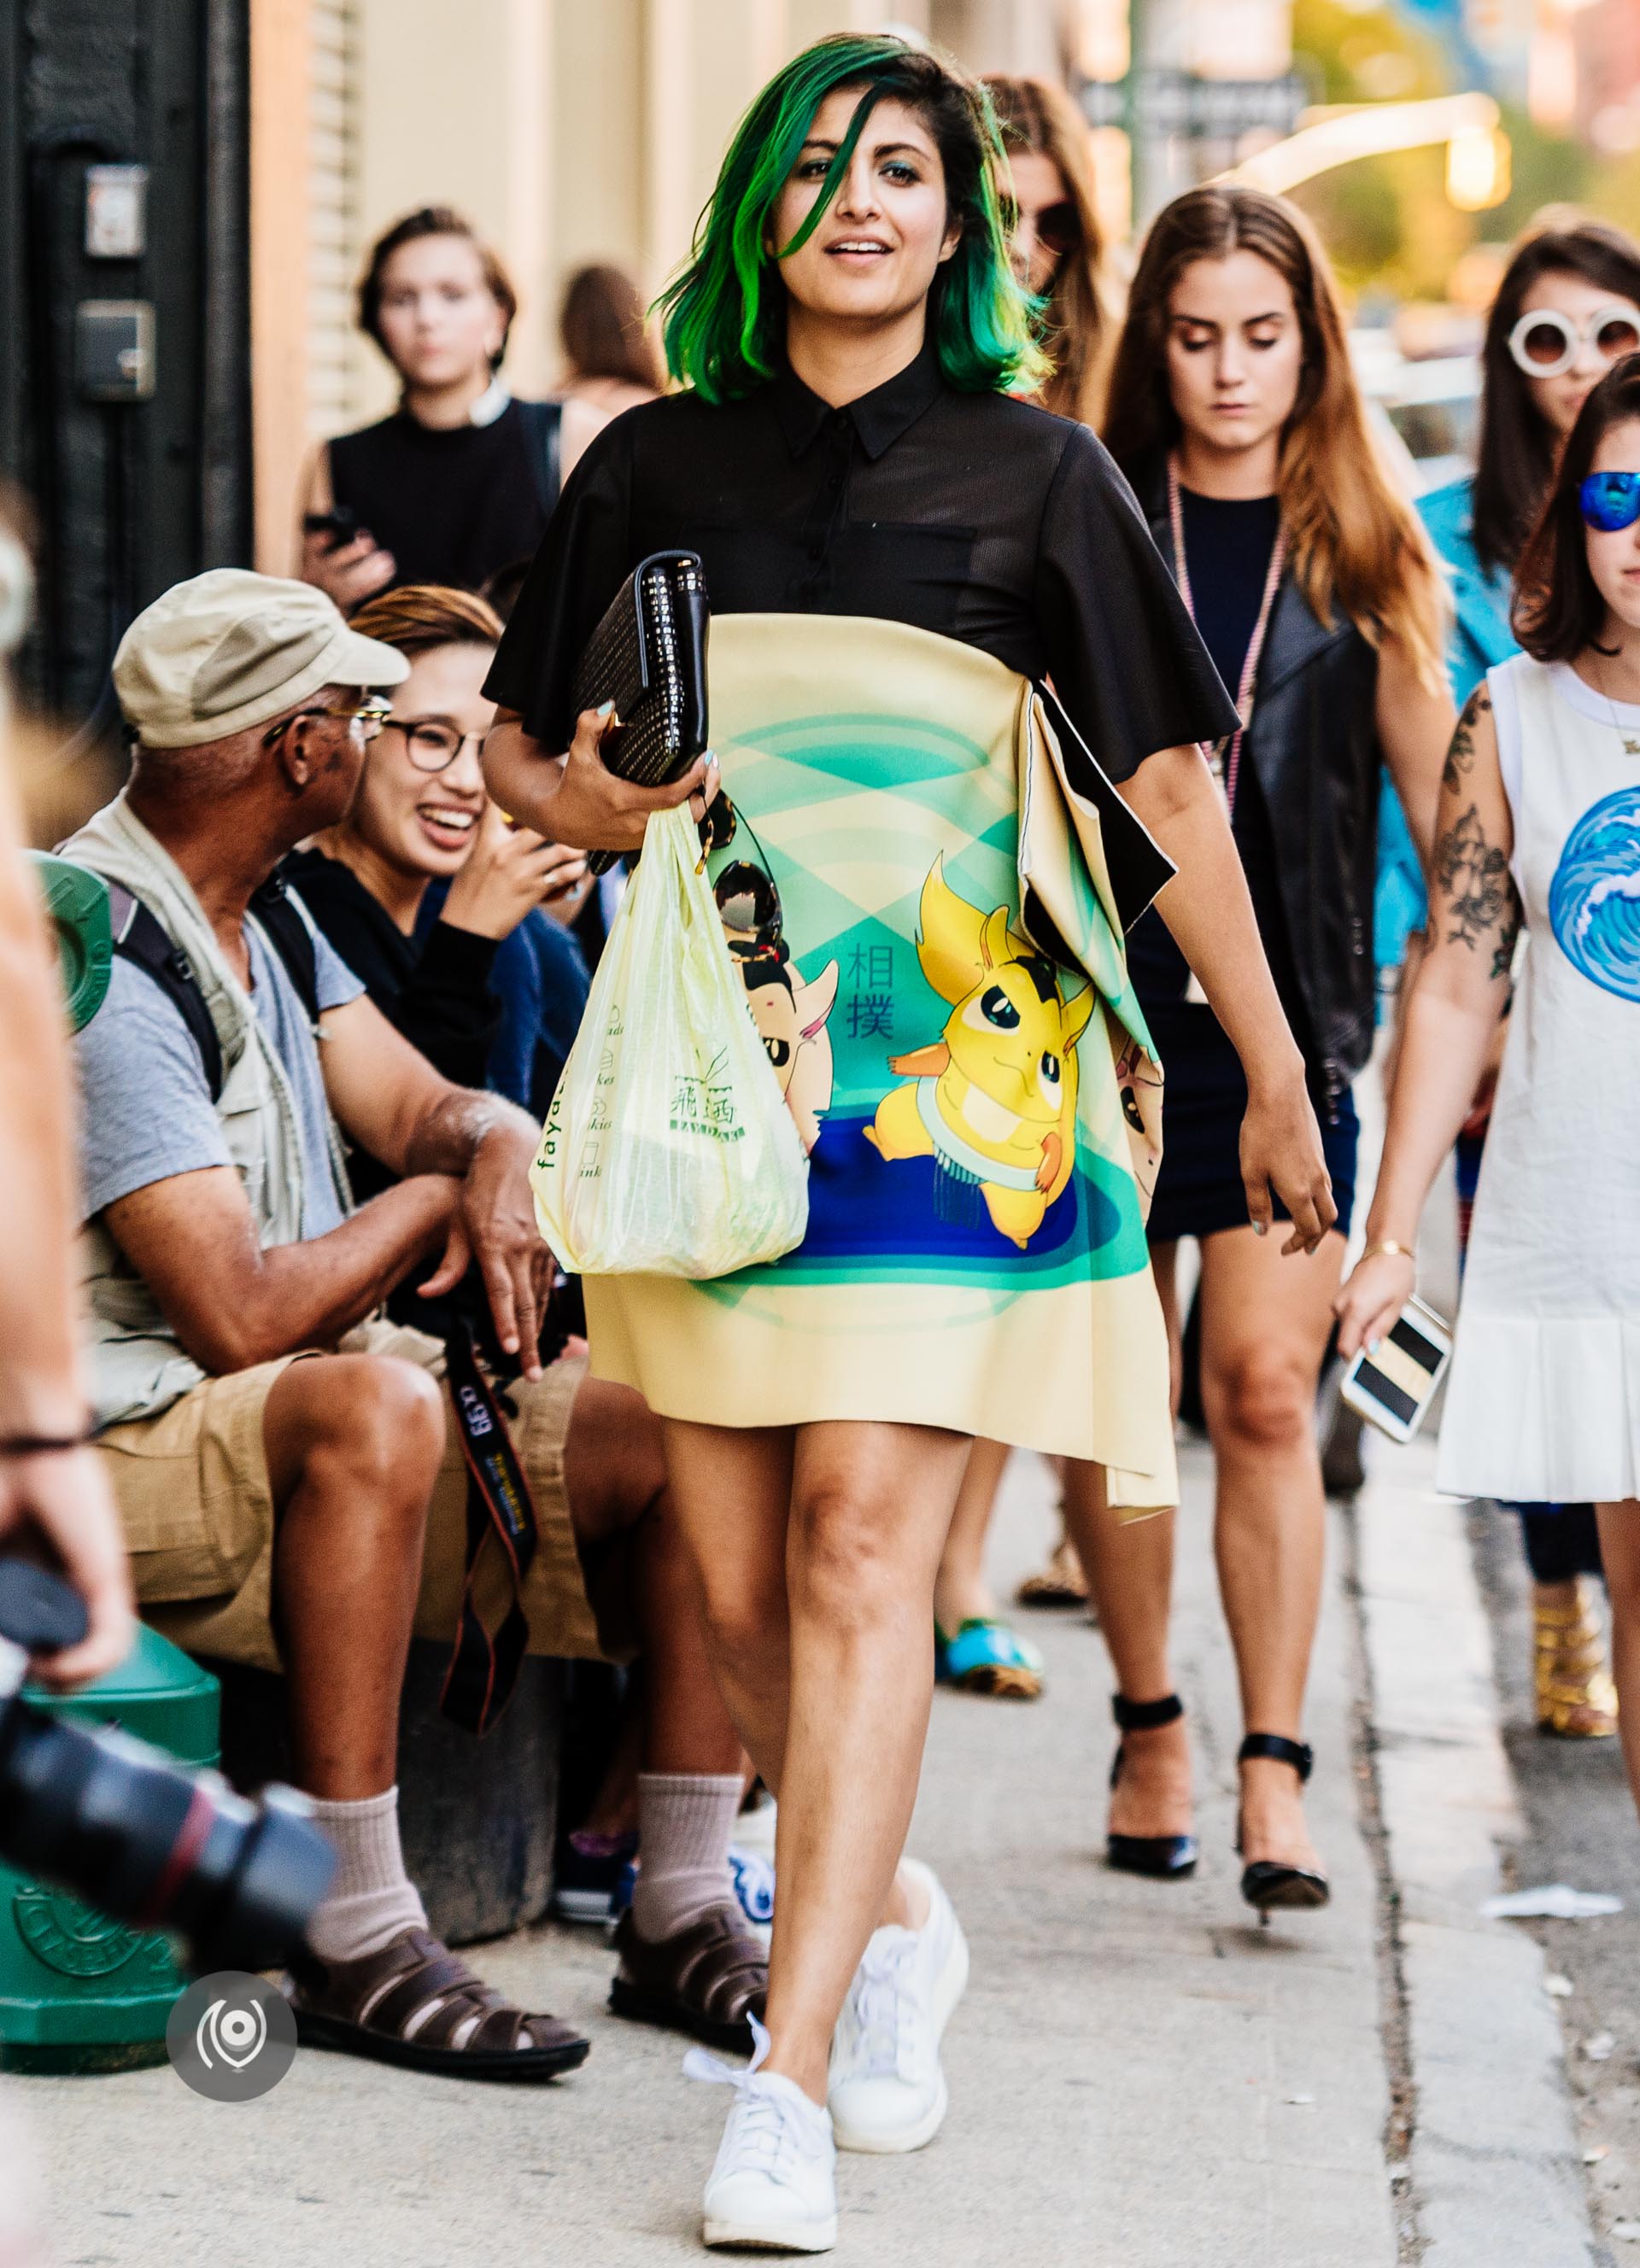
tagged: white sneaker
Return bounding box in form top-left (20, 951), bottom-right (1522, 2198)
top-left (828, 1859), bottom-right (969, 2154)
top-left (686, 2017), bottom-right (838, 2253)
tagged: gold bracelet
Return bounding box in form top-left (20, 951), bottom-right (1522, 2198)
top-left (1360, 1239), bottom-right (1414, 1265)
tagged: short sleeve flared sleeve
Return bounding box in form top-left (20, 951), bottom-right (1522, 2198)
top-left (1033, 424), bottom-right (1239, 783)
top-left (483, 416), bottom-right (636, 752)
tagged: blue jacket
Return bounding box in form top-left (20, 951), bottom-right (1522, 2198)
top-left (1375, 475), bottom-right (1519, 971)
top-left (416, 881), bottom-right (590, 1120)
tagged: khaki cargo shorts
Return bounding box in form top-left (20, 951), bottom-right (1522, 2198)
top-left (97, 1320), bottom-right (633, 1675)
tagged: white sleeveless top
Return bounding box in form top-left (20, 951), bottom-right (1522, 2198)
top-left (1438, 654), bottom-right (1640, 1503)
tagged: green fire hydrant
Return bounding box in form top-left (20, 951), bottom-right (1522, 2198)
top-left (0, 856), bottom-right (214, 2068)
top-left (0, 1626), bottom-right (220, 2071)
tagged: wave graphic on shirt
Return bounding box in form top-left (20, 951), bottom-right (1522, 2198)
top-left (1548, 786), bottom-right (1640, 1004)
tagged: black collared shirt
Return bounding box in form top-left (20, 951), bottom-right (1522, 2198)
top-left (485, 336), bottom-right (1237, 781)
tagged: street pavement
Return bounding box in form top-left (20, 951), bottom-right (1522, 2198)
top-left (1472, 1505), bottom-right (1640, 2262)
top-left (14, 1436), bottom-right (1599, 2268)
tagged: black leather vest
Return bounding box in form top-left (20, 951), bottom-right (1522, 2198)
top-left (1135, 458), bottom-right (1384, 1094)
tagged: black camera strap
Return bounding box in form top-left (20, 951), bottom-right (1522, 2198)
top-left (438, 1328), bottom-right (541, 1737)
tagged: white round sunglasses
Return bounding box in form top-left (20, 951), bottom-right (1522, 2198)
top-left (1508, 302), bottom-right (1640, 379)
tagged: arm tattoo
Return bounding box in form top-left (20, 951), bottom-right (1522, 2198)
top-left (1442, 683), bottom-right (1491, 789)
top-left (1434, 800), bottom-right (1520, 970)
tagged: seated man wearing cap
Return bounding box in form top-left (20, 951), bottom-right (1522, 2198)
top-left (62, 570), bottom-right (763, 2080)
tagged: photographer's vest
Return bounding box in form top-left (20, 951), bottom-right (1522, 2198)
top-left (63, 792), bottom-right (351, 1429)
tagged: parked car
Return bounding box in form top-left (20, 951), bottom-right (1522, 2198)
top-left (1351, 328), bottom-right (1480, 495)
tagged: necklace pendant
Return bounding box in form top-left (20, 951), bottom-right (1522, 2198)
top-left (1626, 735), bottom-right (1640, 757)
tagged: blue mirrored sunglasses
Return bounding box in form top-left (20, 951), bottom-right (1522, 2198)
top-left (1579, 471), bottom-right (1640, 532)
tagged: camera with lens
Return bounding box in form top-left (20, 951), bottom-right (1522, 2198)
top-left (0, 1559), bottom-right (333, 1975)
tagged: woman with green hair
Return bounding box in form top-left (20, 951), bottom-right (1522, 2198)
top-left (487, 32), bottom-right (1330, 2253)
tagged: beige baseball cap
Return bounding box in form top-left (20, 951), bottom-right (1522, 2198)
top-left (114, 568), bottom-right (408, 750)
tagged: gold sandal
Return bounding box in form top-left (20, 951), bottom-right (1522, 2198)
top-left (1535, 1580), bottom-right (1619, 1739)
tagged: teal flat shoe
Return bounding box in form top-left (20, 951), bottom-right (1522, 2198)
top-left (934, 1617), bottom-right (1046, 1700)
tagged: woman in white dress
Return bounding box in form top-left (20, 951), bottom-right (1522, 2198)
top-left (1338, 356), bottom-right (1640, 1808)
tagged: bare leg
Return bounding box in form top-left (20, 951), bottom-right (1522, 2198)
top-left (574, 1692), bottom-right (643, 1840)
top-left (661, 1415), bottom-right (970, 2101)
top-left (766, 1420), bottom-right (971, 2101)
top-left (657, 1418), bottom-right (796, 1791)
top-left (1592, 1503), bottom-right (1640, 1813)
top-left (564, 1380), bottom-right (746, 1779)
top-left (933, 1437), bottom-right (1010, 1631)
top-left (264, 1353), bottom-right (444, 1798)
top-left (1063, 1242), bottom-right (1191, 1838)
top-left (1197, 1224), bottom-right (1344, 1873)
top-left (1063, 1462), bottom-right (1191, 1839)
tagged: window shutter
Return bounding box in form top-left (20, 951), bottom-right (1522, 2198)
top-left (307, 0), bottom-right (360, 438)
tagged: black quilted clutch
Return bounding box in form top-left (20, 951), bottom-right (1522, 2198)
top-left (571, 550), bottom-right (709, 874)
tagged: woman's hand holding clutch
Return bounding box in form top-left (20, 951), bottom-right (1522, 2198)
top-left (552, 704), bottom-right (719, 853)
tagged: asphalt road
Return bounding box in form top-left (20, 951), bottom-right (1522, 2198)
top-left (1471, 1504), bottom-right (1639, 2261)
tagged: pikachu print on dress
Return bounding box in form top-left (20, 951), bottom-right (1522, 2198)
top-left (866, 857), bottom-right (1093, 1248)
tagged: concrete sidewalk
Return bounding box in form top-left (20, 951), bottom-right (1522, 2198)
top-left (15, 1441), bottom-right (1594, 2268)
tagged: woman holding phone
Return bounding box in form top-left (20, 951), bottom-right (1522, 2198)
top-left (297, 209), bottom-right (606, 611)
top-left (484, 37), bottom-right (1327, 2253)
top-left (1409, 218), bottom-right (1640, 1739)
top-left (1083, 185), bottom-right (1452, 1919)
top-left (1338, 356), bottom-right (1640, 1823)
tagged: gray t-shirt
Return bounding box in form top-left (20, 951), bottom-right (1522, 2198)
top-left (76, 917), bottom-right (364, 1236)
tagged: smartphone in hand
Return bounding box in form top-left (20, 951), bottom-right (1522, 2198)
top-left (1340, 1295), bottom-right (1452, 1443)
top-left (302, 506), bottom-right (361, 554)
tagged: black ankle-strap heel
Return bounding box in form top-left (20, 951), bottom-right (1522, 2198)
top-left (1236, 1733), bottom-right (1329, 1922)
top-left (1106, 1693), bottom-right (1198, 1881)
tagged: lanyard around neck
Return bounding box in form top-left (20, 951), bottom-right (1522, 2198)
top-left (1167, 453), bottom-right (1287, 819)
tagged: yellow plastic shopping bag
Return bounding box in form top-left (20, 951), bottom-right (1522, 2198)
top-left (530, 801), bottom-right (810, 1277)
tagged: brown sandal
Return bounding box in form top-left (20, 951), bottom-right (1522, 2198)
top-left (608, 1905), bottom-right (768, 2052)
top-left (1015, 1534), bottom-right (1091, 1610)
top-left (287, 1925), bottom-right (589, 2082)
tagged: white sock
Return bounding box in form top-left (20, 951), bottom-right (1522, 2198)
top-left (630, 1772), bottom-right (742, 1942)
top-left (304, 1787), bottom-right (429, 1963)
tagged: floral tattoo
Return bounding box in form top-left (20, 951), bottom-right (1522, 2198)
top-left (1442, 683), bottom-right (1491, 789)
top-left (1434, 804), bottom-right (1520, 976)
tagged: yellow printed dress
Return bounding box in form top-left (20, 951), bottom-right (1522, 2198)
top-left (483, 345), bottom-right (1241, 1510)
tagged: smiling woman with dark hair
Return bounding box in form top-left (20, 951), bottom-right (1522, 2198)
top-left (283, 586), bottom-right (592, 1191)
top-left (485, 34), bottom-right (1328, 2252)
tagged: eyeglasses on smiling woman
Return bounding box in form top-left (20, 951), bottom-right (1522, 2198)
top-left (379, 716), bottom-right (489, 774)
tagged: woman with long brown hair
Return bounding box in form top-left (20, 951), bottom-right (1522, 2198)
top-left (987, 73), bottom-right (1117, 425)
top-left (557, 260), bottom-right (667, 418)
top-left (1082, 184), bottom-right (1453, 1915)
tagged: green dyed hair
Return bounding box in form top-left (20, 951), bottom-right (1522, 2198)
top-left (658, 33), bottom-right (1047, 403)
